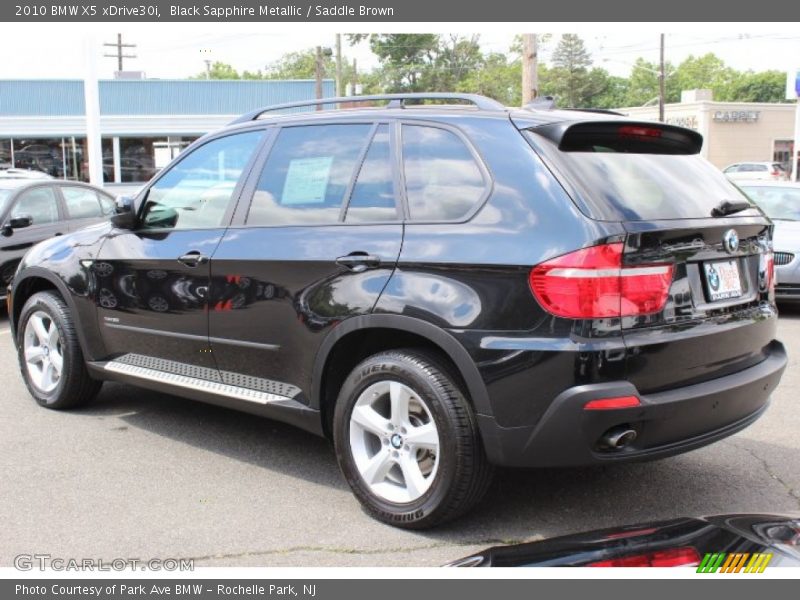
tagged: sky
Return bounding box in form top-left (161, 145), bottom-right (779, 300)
top-left (0, 23), bottom-right (798, 85)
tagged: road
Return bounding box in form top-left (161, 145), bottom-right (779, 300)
top-left (1, 308), bottom-right (798, 568)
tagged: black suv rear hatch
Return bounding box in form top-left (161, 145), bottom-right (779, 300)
top-left (520, 118), bottom-right (777, 393)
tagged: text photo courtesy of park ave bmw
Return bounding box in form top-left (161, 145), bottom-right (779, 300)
top-left (0, 1), bottom-right (800, 593)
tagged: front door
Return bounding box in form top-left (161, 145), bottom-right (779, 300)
top-left (1, 184), bottom-right (66, 286)
top-left (95, 130), bottom-right (265, 379)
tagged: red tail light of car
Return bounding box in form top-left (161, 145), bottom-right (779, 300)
top-left (529, 243), bottom-right (674, 319)
top-left (588, 547), bottom-right (701, 568)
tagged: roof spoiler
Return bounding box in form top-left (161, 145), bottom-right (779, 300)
top-left (531, 120), bottom-right (704, 155)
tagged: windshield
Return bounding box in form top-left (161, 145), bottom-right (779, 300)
top-left (526, 131), bottom-right (758, 221)
top-left (740, 185), bottom-right (800, 221)
top-left (0, 190), bottom-right (11, 213)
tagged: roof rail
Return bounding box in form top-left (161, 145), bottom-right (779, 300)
top-left (230, 93), bottom-right (507, 124)
top-left (561, 107), bottom-right (625, 116)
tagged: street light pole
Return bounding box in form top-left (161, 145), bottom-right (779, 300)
top-left (658, 34), bottom-right (666, 123)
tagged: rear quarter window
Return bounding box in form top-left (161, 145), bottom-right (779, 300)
top-left (401, 124), bottom-right (487, 221)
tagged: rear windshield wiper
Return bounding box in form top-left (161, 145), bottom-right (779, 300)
top-left (711, 199), bottom-right (752, 217)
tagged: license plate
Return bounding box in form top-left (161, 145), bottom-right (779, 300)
top-left (704, 260), bottom-right (742, 301)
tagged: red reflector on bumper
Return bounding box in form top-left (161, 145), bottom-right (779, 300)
top-left (583, 396), bottom-right (641, 410)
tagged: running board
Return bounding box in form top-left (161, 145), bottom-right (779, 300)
top-left (103, 360), bottom-right (291, 405)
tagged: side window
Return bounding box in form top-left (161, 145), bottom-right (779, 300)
top-left (62, 187), bottom-right (103, 219)
top-left (402, 125), bottom-right (486, 221)
top-left (98, 193), bottom-right (115, 216)
top-left (247, 124), bottom-right (372, 226)
top-left (140, 131), bottom-right (263, 230)
top-left (12, 187), bottom-right (59, 225)
top-left (345, 125), bottom-right (398, 223)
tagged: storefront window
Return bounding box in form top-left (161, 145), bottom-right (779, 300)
top-left (10, 137), bottom-right (87, 180)
top-left (3, 136), bottom-right (199, 183)
top-left (0, 139), bottom-right (12, 169)
top-left (112, 136), bottom-right (198, 183)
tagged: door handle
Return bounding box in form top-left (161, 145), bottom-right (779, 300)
top-left (336, 252), bottom-right (381, 273)
top-left (177, 251), bottom-right (209, 268)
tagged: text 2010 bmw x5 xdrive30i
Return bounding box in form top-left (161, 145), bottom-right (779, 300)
top-left (8, 93), bottom-right (787, 528)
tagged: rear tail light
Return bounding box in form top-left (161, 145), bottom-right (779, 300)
top-left (529, 243), bottom-right (674, 319)
top-left (588, 547), bottom-right (701, 568)
top-left (760, 250), bottom-right (775, 292)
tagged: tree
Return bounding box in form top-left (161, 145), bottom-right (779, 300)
top-left (728, 70), bottom-right (787, 103)
top-left (673, 53), bottom-right (737, 101)
top-left (190, 61), bottom-right (242, 80)
top-left (348, 34), bottom-right (441, 92)
top-left (457, 51), bottom-right (521, 106)
top-left (548, 34), bottom-right (601, 107)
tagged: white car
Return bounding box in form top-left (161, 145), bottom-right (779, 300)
top-left (0, 168), bottom-right (53, 180)
top-left (723, 162), bottom-right (789, 182)
top-left (739, 181), bottom-right (800, 303)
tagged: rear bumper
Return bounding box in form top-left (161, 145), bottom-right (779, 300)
top-left (477, 340), bottom-right (787, 468)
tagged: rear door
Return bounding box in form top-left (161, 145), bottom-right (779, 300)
top-left (59, 185), bottom-right (115, 231)
top-left (522, 121), bottom-right (776, 393)
top-left (208, 122), bottom-right (404, 401)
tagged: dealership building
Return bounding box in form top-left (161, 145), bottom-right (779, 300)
top-left (0, 78), bottom-right (333, 184)
top-left (621, 89), bottom-right (797, 170)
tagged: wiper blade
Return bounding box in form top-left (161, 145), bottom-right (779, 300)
top-left (711, 199), bottom-right (752, 217)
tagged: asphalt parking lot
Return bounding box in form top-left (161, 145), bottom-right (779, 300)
top-left (1, 309), bottom-right (798, 568)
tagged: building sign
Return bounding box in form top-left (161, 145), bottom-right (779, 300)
top-left (713, 111), bottom-right (760, 123)
top-left (666, 116), bottom-right (698, 130)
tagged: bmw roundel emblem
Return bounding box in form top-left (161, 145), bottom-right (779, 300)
top-left (723, 229), bottom-right (739, 254)
top-left (707, 264), bottom-right (720, 291)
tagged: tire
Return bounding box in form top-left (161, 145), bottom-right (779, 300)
top-left (16, 291), bottom-right (102, 409)
top-left (333, 349), bottom-right (493, 529)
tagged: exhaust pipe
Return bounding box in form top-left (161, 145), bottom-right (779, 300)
top-left (599, 426), bottom-right (637, 451)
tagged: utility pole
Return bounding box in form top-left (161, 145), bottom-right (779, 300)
top-left (658, 33), bottom-right (666, 123)
top-left (315, 46), bottom-right (324, 108)
top-left (335, 34), bottom-right (343, 98)
top-left (204, 59), bottom-right (212, 80)
top-left (522, 34), bottom-right (539, 105)
top-left (352, 58), bottom-right (358, 96)
top-left (103, 33), bottom-right (137, 72)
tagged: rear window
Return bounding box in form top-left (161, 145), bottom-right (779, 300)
top-left (525, 130), bottom-right (758, 221)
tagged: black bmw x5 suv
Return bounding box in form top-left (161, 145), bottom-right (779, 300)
top-left (8, 93), bottom-right (787, 528)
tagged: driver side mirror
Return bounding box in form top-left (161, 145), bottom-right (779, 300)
top-left (1, 214), bottom-right (33, 237)
top-left (110, 195), bottom-right (137, 229)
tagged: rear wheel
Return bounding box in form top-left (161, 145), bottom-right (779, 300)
top-left (17, 291), bottom-right (102, 409)
top-left (333, 349), bottom-right (493, 529)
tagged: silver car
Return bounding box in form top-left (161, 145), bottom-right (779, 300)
top-left (740, 181), bottom-right (800, 303)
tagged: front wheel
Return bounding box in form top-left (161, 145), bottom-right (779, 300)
top-left (17, 291), bottom-right (102, 409)
top-left (333, 349), bottom-right (493, 529)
